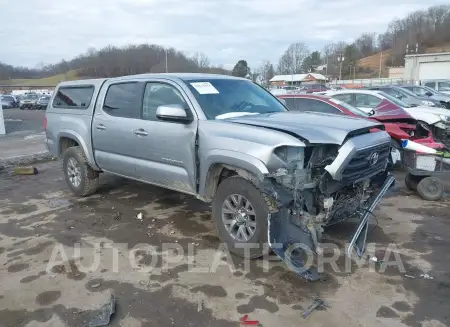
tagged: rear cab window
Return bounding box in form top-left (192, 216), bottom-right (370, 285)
top-left (52, 86), bottom-right (95, 109)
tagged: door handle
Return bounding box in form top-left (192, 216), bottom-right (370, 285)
top-left (96, 124), bottom-right (106, 130)
top-left (134, 129), bottom-right (148, 136)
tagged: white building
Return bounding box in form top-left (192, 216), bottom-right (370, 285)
top-left (404, 52), bottom-right (450, 81)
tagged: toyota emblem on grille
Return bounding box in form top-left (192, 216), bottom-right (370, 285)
top-left (369, 152), bottom-right (379, 165)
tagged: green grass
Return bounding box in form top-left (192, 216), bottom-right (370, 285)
top-left (0, 70), bottom-right (79, 87)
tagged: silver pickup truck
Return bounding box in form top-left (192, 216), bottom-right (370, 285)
top-left (45, 73), bottom-right (394, 280)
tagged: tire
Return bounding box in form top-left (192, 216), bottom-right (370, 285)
top-left (212, 176), bottom-right (269, 259)
top-left (416, 176), bottom-right (444, 201)
top-left (62, 146), bottom-right (100, 197)
top-left (405, 174), bottom-right (422, 191)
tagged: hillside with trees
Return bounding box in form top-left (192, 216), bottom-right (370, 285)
top-left (256, 4), bottom-right (450, 81)
top-left (0, 44), bottom-right (228, 82)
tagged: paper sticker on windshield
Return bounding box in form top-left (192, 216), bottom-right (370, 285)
top-left (190, 82), bottom-right (219, 95)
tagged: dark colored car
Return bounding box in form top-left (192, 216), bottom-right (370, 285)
top-left (301, 84), bottom-right (330, 93)
top-left (277, 94), bottom-right (441, 151)
top-left (366, 85), bottom-right (442, 108)
top-left (36, 95), bottom-right (51, 110)
top-left (400, 85), bottom-right (450, 109)
top-left (1, 95), bottom-right (18, 108)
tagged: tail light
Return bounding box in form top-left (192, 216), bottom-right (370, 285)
top-left (43, 116), bottom-right (47, 129)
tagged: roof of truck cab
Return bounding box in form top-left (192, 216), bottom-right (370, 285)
top-left (56, 73), bottom-right (245, 88)
top-left (108, 73), bottom-right (244, 82)
top-left (56, 78), bottom-right (108, 88)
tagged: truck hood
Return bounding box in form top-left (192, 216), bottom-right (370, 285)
top-left (226, 112), bottom-right (384, 145)
top-left (405, 105), bottom-right (450, 116)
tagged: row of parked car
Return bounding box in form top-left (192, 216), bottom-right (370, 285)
top-left (0, 93), bottom-right (51, 110)
top-left (275, 85), bottom-right (450, 164)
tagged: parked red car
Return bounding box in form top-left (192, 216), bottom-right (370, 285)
top-left (277, 94), bottom-right (443, 149)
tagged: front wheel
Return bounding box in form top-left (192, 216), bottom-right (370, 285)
top-left (212, 176), bottom-right (269, 259)
top-left (62, 146), bottom-right (100, 197)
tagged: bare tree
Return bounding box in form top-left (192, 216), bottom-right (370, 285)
top-left (192, 52), bottom-right (211, 69)
top-left (277, 42), bottom-right (310, 74)
top-left (257, 60), bottom-right (275, 85)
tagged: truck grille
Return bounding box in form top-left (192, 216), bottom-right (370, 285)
top-left (341, 142), bottom-right (390, 184)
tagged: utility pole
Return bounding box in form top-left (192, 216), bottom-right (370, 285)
top-left (291, 50), bottom-right (296, 86)
top-left (0, 103), bottom-right (5, 136)
top-left (165, 49), bottom-right (168, 73)
top-left (378, 51), bottom-right (383, 78)
top-left (337, 55), bottom-right (344, 80)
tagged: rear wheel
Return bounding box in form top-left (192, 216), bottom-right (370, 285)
top-left (416, 176), bottom-right (444, 201)
top-left (212, 176), bottom-right (269, 259)
top-left (63, 146), bottom-right (100, 197)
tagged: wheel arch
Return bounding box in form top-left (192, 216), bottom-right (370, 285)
top-left (57, 130), bottom-right (99, 170)
top-left (198, 150), bottom-right (268, 202)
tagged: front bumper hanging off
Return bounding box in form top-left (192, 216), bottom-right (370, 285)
top-left (267, 173), bottom-right (395, 281)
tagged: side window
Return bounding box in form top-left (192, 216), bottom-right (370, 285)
top-left (438, 82), bottom-right (450, 91)
top-left (142, 83), bottom-right (189, 121)
top-left (296, 98), bottom-right (342, 114)
top-left (103, 82), bottom-right (142, 118)
top-left (283, 98), bottom-right (298, 111)
top-left (424, 82), bottom-right (435, 89)
top-left (333, 94), bottom-right (353, 105)
top-left (52, 86), bottom-right (94, 109)
top-left (355, 94), bottom-right (381, 108)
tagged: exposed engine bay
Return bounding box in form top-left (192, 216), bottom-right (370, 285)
top-left (262, 141), bottom-right (394, 280)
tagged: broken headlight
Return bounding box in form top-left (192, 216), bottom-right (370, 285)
top-left (274, 146), bottom-right (305, 165)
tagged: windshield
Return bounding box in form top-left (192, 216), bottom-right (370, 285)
top-left (24, 94), bottom-right (38, 100)
top-left (186, 79), bottom-right (287, 119)
top-left (328, 98), bottom-right (369, 117)
top-left (1, 96), bottom-right (14, 101)
top-left (397, 87), bottom-right (416, 97)
top-left (378, 92), bottom-right (411, 108)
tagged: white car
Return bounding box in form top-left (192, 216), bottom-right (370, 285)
top-left (322, 89), bottom-right (450, 148)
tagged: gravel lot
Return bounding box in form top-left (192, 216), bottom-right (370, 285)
top-left (0, 161), bottom-right (449, 327)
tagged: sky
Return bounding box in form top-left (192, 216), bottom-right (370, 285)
top-left (0, 0), bottom-right (448, 70)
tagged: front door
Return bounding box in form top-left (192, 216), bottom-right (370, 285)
top-left (133, 80), bottom-right (198, 195)
top-left (92, 81), bottom-right (144, 178)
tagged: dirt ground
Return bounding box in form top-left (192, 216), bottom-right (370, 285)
top-left (0, 161), bottom-right (449, 327)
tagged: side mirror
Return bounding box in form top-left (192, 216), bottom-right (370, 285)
top-left (425, 91), bottom-right (433, 97)
top-left (395, 94), bottom-right (403, 99)
top-left (156, 104), bottom-right (192, 123)
top-left (279, 98), bottom-right (287, 106)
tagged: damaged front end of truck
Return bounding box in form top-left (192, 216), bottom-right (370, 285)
top-left (260, 135), bottom-right (395, 281)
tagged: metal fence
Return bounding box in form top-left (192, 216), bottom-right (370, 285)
top-left (327, 78), bottom-right (419, 88)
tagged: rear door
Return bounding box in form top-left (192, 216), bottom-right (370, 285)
top-left (294, 98), bottom-right (344, 115)
top-left (133, 80), bottom-right (198, 195)
top-left (332, 93), bottom-right (355, 106)
top-left (92, 81), bottom-right (144, 178)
